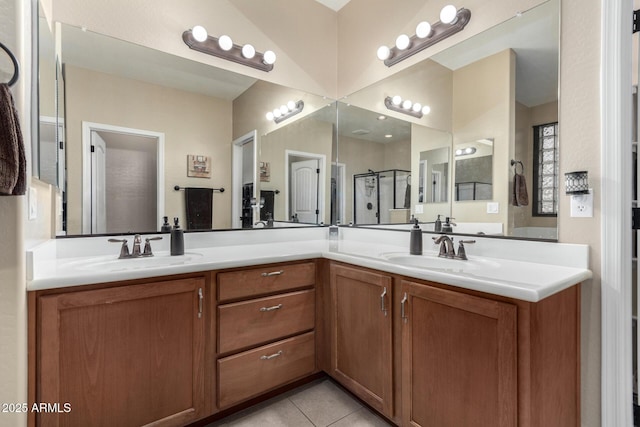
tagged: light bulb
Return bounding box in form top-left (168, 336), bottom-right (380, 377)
top-left (395, 34), bottom-right (411, 50)
top-left (273, 108), bottom-right (282, 118)
top-left (263, 50), bottom-right (276, 65)
top-left (280, 105), bottom-right (289, 115)
top-left (440, 5), bottom-right (458, 24)
top-left (287, 100), bottom-right (296, 110)
top-left (455, 149), bottom-right (463, 155)
top-left (192, 25), bottom-right (208, 42)
top-left (416, 22), bottom-right (432, 38)
top-left (422, 105), bottom-right (431, 115)
top-left (377, 45), bottom-right (391, 61)
top-left (218, 35), bottom-right (233, 51)
top-left (402, 99), bottom-right (412, 109)
top-left (266, 112), bottom-right (274, 121)
top-left (241, 44), bottom-right (255, 59)
top-left (392, 95), bottom-right (402, 106)
top-left (412, 102), bottom-right (422, 113)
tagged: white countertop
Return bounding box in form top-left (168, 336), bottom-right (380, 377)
top-left (27, 227), bottom-right (592, 302)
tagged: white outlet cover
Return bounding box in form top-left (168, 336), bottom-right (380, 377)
top-left (570, 189), bottom-right (594, 217)
top-left (29, 186), bottom-right (37, 220)
top-left (486, 202), bottom-right (499, 214)
top-left (414, 204), bottom-right (424, 214)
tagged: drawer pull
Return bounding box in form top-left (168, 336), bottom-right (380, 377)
top-left (260, 350), bottom-right (283, 360)
top-left (261, 270), bottom-right (284, 277)
top-left (380, 287), bottom-right (387, 316)
top-left (259, 304), bottom-right (283, 312)
top-left (401, 292), bottom-right (408, 323)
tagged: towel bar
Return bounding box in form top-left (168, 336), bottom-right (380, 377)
top-left (0, 41), bottom-right (19, 87)
top-left (174, 185), bottom-right (224, 192)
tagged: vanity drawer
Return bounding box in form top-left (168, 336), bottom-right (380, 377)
top-left (218, 331), bottom-right (316, 408)
top-left (217, 262), bottom-right (315, 302)
top-left (218, 289), bottom-right (315, 354)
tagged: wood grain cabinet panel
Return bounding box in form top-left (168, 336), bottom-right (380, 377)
top-left (217, 332), bottom-right (316, 408)
top-left (218, 289), bottom-right (315, 354)
top-left (217, 262), bottom-right (315, 302)
top-left (37, 277), bottom-right (206, 427)
top-left (329, 264), bottom-right (394, 418)
top-left (400, 280), bottom-right (517, 427)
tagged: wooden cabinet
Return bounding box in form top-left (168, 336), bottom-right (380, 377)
top-left (329, 264), bottom-right (394, 418)
top-left (36, 277), bottom-right (206, 427)
top-left (400, 280), bottom-right (517, 427)
top-left (215, 261), bottom-right (317, 409)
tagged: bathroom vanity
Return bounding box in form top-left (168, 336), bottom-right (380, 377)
top-left (27, 228), bottom-right (590, 427)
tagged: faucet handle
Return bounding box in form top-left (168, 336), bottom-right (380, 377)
top-left (143, 236), bottom-right (163, 256)
top-left (108, 238), bottom-right (130, 259)
top-left (456, 240), bottom-right (476, 260)
top-left (132, 234), bottom-right (143, 256)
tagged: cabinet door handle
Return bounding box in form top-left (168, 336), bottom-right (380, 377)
top-left (380, 287), bottom-right (387, 316)
top-left (260, 350), bottom-right (283, 360)
top-left (198, 288), bottom-right (203, 319)
top-left (401, 292), bottom-right (408, 323)
top-left (261, 270), bottom-right (284, 277)
top-left (259, 304), bottom-right (283, 312)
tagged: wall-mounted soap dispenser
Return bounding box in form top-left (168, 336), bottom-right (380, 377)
top-left (410, 218), bottom-right (423, 255)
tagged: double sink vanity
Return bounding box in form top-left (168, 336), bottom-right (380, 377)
top-left (27, 226), bottom-right (591, 427)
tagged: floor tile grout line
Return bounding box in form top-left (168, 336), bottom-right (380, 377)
top-left (287, 396), bottom-right (321, 427)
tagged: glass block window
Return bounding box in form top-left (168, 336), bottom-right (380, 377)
top-left (532, 122), bottom-right (558, 216)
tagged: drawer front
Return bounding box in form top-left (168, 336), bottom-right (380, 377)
top-left (218, 262), bottom-right (315, 302)
top-left (218, 332), bottom-right (316, 408)
top-left (218, 289), bottom-right (315, 354)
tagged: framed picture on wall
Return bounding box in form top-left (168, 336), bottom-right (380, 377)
top-left (187, 155), bottom-right (211, 178)
top-left (260, 161), bottom-right (270, 182)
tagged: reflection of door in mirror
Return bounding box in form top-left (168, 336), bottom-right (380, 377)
top-left (286, 151), bottom-right (325, 224)
top-left (419, 147), bottom-right (450, 204)
top-left (81, 122), bottom-right (164, 234)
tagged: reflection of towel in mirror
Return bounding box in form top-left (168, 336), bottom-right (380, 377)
top-left (185, 187), bottom-right (213, 230)
top-left (404, 183), bottom-right (411, 209)
top-left (0, 83), bottom-right (26, 195)
top-left (513, 172), bottom-right (529, 206)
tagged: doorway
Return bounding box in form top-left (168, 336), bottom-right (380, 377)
top-left (285, 150), bottom-right (326, 224)
top-left (232, 131), bottom-right (258, 229)
top-left (81, 122), bottom-right (164, 234)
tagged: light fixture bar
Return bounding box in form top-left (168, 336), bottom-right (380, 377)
top-left (384, 96), bottom-right (426, 118)
top-left (383, 8), bottom-right (471, 67)
top-left (274, 100), bottom-right (304, 124)
top-left (182, 30), bottom-right (274, 72)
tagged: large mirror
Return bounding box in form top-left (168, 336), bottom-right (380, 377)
top-left (40, 21), bottom-right (332, 235)
top-left (339, 0), bottom-right (558, 239)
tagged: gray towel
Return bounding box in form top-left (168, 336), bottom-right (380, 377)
top-left (513, 172), bottom-right (529, 206)
top-left (0, 83), bottom-right (26, 195)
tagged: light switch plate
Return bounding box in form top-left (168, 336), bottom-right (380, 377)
top-left (570, 189), bottom-right (593, 217)
top-left (414, 204), bottom-right (424, 214)
top-left (29, 186), bottom-right (37, 220)
top-left (486, 202), bottom-right (499, 214)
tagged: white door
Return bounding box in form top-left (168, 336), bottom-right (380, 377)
top-left (90, 131), bottom-right (107, 234)
top-left (291, 159), bottom-right (319, 223)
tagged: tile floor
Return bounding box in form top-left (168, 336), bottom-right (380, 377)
top-left (206, 379), bottom-right (393, 427)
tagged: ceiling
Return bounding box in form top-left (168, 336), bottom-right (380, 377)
top-left (313, 0), bottom-right (351, 11)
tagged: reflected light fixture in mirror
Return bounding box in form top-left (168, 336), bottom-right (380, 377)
top-left (265, 100), bottom-right (305, 124)
top-left (183, 26), bottom-right (276, 72)
top-left (384, 96), bottom-right (430, 118)
top-left (376, 5), bottom-right (471, 67)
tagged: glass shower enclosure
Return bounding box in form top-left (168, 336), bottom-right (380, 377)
top-left (353, 169), bottom-right (411, 224)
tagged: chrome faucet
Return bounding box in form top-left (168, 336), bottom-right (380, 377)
top-left (108, 235), bottom-right (163, 259)
top-left (455, 240), bottom-right (476, 260)
top-left (433, 235), bottom-right (456, 258)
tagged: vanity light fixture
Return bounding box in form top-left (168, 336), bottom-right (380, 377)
top-left (455, 147), bottom-right (477, 156)
top-left (265, 100), bottom-right (304, 124)
top-left (376, 5), bottom-right (471, 67)
top-left (384, 96), bottom-right (430, 118)
top-left (183, 26), bottom-right (276, 72)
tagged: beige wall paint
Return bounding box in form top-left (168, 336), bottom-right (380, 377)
top-left (64, 65), bottom-right (233, 233)
top-left (557, 0), bottom-right (601, 424)
top-left (451, 49), bottom-right (515, 230)
top-left (52, 0), bottom-right (338, 98)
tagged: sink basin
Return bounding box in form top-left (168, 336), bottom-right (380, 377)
top-left (67, 252), bottom-right (204, 273)
top-left (380, 252), bottom-right (500, 273)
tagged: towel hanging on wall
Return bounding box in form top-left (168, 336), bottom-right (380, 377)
top-left (185, 187), bottom-right (213, 230)
top-left (0, 83), bottom-right (26, 195)
top-left (511, 160), bottom-right (529, 206)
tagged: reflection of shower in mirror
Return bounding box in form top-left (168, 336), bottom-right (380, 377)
top-left (353, 169), bottom-right (410, 224)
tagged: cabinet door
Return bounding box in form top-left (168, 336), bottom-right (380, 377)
top-left (330, 264), bottom-right (393, 417)
top-left (38, 277), bottom-right (206, 427)
top-left (401, 280), bottom-right (517, 427)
